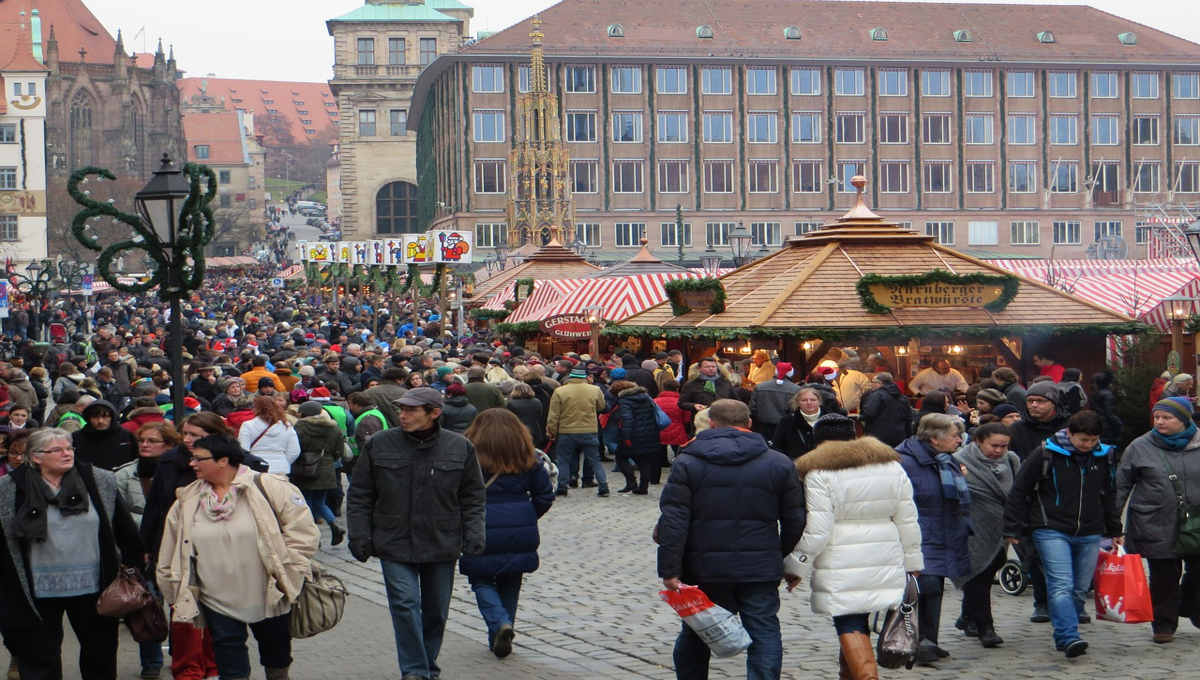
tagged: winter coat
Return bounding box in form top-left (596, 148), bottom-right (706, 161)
top-left (0, 463), bottom-right (142, 628)
top-left (896, 436), bottom-right (971, 580)
top-left (656, 427), bottom-right (806, 584)
top-left (440, 395), bottom-right (478, 434)
top-left (1093, 387), bottom-right (1122, 444)
top-left (545, 379), bottom-right (605, 437)
top-left (953, 442), bottom-right (1021, 586)
top-left (458, 462), bottom-right (554, 578)
top-left (121, 406), bottom-right (166, 434)
top-left (293, 412), bottom-right (344, 491)
top-left (623, 367), bottom-right (660, 397)
top-left (1000, 381), bottom-right (1028, 414)
top-left (506, 396), bottom-right (546, 448)
top-left (677, 376), bottom-right (735, 414)
top-left (749, 379), bottom-right (800, 427)
top-left (241, 366), bottom-right (285, 393)
top-left (1008, 411), bottom-right (1068, 460)
top-left (1117, 429), bottom-right (1200, 559)
top-left (347, 424), bottom-right (486, 563)
top-left (785, 437), bottom-right (923, 615)
top-left (613, 386), bottom-right (661, 456)
top-left (226, 408), bottom-right (256, 431)
top-left (157, 472), bottom-right (319, 625)
top-left (859, 383), bottom-right (913, 447)
top-left (1058, 381), bottom-right (1088, 416)
top-left (114, 460), bottom-right (147, 520)
top-left (654, 391), bottom-right (689, 447)
top-left (237, 417), bottom-right (302, 475)
top-left (464, 381), bottom-right (505, 413)
top-left (72, 402), bottom-right (138, 471)
top-left (5, 377), bottom-right (35, 414)
top-left (772, 410), bottom-right (821, 459)
top-left (1003, 433), bottom-right (1121, 540)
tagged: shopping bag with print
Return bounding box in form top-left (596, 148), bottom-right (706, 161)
top-left (1094, 546), bottom-right (1153, 623)
top-left (660, 584), bottom-right (752, 658)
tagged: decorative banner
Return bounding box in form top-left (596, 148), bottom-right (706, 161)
top-left (370, 240), bottom-right (386, 265)
top-left (384, 238), bottom-right (404, 265)
top-left (305, 242), bottom-right (332, 263)
top-left (857, 271), bottom-right (1019, 314)
top-left (540, 313), bottom-right (593, 339)
top-left (403, 234), bottom-right (435, 264)
top-left (351, 241), bottom-right (369, 265)
top-left (0, 281), bottom-right (8, 319)
top-left (334, 241), bottom-right (353, 264)
top-left (298, 241), bottom-right (308, 262)
top-left (81, 274), bottom-right (93, 297)
top-left (433, 230), bottom-right (472, 263)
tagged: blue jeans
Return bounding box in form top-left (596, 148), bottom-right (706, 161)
top-left (198, 604), bottom-right (291, 678)
top-left (1032, 528), bottom-right (1100, 649)
top-left (140, 581), bottom-right (165, 671)
top-left (555, 433), bottom-right (606, 492)
top-left (673, 581), bottom-right (782, 680)
top-left (380, 560), bottom-right (455, 679)
top-left (302, 489), bottom-right (336, 525)
top-left (468, 574), bottom-right (522, 647)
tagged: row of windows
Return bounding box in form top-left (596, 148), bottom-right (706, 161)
top-left (473, 220), bottom-right (785, 248)
top-left (358, 109), bottom-right (408, 136)
top-left (469, 64), bottom-right (1200, 99)
top-left (472, 109), bottom-right (1200, 146)
top-left (925, 220), bottom-right (1140, 247)
top-left (469, 158), bottom-right (1200, 196)
top-left (356, 37), bottom-right (437, 67)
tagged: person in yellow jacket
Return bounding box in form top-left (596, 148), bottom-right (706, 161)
top-left (241, 356), bottom-right (286, 393)
top-left (747, 349), bottom-right (775, 385)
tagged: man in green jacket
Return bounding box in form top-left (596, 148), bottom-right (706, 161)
top-left (546, 367), bottom-right (609, 497)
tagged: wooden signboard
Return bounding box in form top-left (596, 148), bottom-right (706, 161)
top-left (866, 282), bottom-right (1005, 309)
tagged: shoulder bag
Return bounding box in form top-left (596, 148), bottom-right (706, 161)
top-left (873, 573), bottom-right (920, 669)
top-left (96, 565), bottom-right (153, 617)
top-left (1154, 450), bottom-right (1200, 555)
top-left (252, 474), bottom-right (347, 638)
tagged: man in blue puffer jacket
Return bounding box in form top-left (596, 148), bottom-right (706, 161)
top-left (656, 399), bottom-right (806, 680)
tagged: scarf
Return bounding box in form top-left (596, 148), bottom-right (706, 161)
top-left (198, 465), bottom-right (252, 521)
top-left (956, 442), bottom-right (1016, 501)
top-left (934, 450), bottom-right (972, 509)
top-left (1152, 421), bottom-right (1198, 452)
top-left (702, 373), bottom-right (718, 394)
top-left (14, 467), bottom-right (90, 541)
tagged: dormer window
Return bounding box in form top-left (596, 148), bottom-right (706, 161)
top-left (1036, 31), bottom-right (1055, 43)
top-left (1118, 31), bottom-right (1137, 45)
top-left (870, 27), bottom-right (888, 41)
top-left (783, 26), bottom-right (801, 40)
top-left (953, 29), bottom-right (973, 42)
top-left (696, 25), bottom-right (714, 39)
top-left (607, 24), bottom-right (624, 38)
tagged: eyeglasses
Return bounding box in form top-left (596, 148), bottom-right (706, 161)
top-left (189, 455), bottom-right (214, 462)
top-left (37, 446), bottom-right (73, 455)
top-left (139, 438), bottom-right (165, 445)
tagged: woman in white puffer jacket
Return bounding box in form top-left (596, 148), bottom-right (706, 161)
top-left (236, 395), bottom-right (301, 475)
top-left (784, 414), bottom-right (923, 680)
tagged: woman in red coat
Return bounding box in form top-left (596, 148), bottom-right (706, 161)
top-left (653, 372), bottom-right (689, 482)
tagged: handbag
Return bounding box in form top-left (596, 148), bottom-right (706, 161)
top-left (1154, 450), bottom-right (1200, 555)
top-left (291, 449), bottom-right (323, 479)
top-left (252, 474), bottom-right (347, 638)
top-left (96, 565), bottom-right (154, 617)
top-left (125, 574), bottom-right (169, 643)
top-left (873, 573), bottom-right (920, 670)
top-left (654, 403), bottom-right (671, 430)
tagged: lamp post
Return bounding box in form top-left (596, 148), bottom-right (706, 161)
top-left (729, 221), bottom-right (753, 267)
top-left (10, 259), bottom-right (58, 341)
top-left (1163, 294), bottom-right (1198, 373)
top-left (701, 244), bottom-right (722, 276)
top-left (69, 153), bottom-right (216, 420)
top-left (586, 303), bottom-right (605, 359)
top-left (1180, 218), bottom-right (1200, 380)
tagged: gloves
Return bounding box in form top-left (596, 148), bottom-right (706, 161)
top-left (349, 540), bottom-right (373, 563)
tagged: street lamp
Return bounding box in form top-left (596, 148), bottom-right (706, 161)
top-left (69, 153), bottom-right (217, 420)
top-left (1163, 294), bottom-right (1198, 367)
top-left (1184, 220), bottom-right (1200, 264)
top-left (700, 244), bottom-right (722, 276)
top-left (10, 259), bottom-right (58, 341)
top-left (729, 221), bottom-right (753, 267)
top-left (586, 303), bottom-right (605, 358)
top-left (56, 259), bottom-right (93, 335)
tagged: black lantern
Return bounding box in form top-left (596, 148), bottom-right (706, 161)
top-left (729, 222), bottom-right (754, 267)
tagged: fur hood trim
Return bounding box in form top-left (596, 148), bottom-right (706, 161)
top-left (794, 436), bottom-right (900, 476)
top-left (617, 385), bottom-right (647, 397)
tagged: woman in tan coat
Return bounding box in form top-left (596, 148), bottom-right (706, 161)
top-left (157, 434), bottom-right (319, 680)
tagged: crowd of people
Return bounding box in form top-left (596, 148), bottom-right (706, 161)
top-left (0, 272), bottom-right (1193, 679)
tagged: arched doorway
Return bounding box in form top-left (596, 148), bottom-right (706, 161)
top-left (376, 181), bottom-right (418, 234)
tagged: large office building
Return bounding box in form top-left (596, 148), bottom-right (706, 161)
top-left (409, 0), bottom-right (1200, 262)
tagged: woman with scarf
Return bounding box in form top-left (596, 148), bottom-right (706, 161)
top-left (952, 422), bottom-right (1020, 647)
top-left (0, 427), bottom-right (143, 679)
top-left (157, 434), bottom-right (318, 680)
top-left (1003, 410), bottom-right (1122, 658)
top-left (1117, 396), bottom-right (1200, 644)
top-left (772, 387), bottom-right (824, 459)
top-left (897, 412), bottom-right (971, 666)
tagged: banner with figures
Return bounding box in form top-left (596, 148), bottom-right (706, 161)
top-left (383, 238), bottom-right (404, 265)
top-left (403, 233), bottom-right (436, 264)
top-left (369, 240), bottom-right (387, 265)
top-left (351, 241), bottom-right (370, 265)
top-left (304, 241), bottom-right (332, 263)
top-left (432, 230), bottom-right (473, 263)
top-left (334, 241), bottom-right (353, 264)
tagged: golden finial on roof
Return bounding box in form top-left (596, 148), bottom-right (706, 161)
top-left (840, 175), bottom-right (881, 220)
top-left (530, 16), bottom-right (544, 45)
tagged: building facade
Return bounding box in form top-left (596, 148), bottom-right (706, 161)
top-left (182, 109), bottom-right (266, 256)
top-left (0, 15), bottom-right (49, 265)
top-left (410, 0), bottom-right (1200, 262)
top-left (326, 0), bottom-right (473, 240)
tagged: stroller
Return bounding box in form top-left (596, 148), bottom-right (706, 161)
top-left (997, 542), bottom-right (1029, 596)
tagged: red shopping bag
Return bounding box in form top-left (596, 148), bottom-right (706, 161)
top-left (660, 585), bottom-right (752, 658)
top-left (1094, 547), bottom-right (1154, 623)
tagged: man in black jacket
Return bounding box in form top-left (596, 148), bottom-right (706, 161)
top-left (656, 399), bottom-right (806, 680)
top-left (678, 357), bottom-right (735, 417)
top-left (621, 353), bottom-right (659, 397)
top-left (347, 387), bottom-right (486, 680)
top-left (71, 400), bottom-right (137, 471)
top-left (859, 372), bottom-right (913, 446)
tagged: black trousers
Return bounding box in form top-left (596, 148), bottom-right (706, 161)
top-left (1148, 557), bottom-right (1200, 634)
top-left (9, 594), bottom-right (119, 680)
top-left (916, 574), bottom-right (945, 645)
top-left (960, 548), bottom-right (1008, 628)
top-left (616, 452), bottom-right (658, 492)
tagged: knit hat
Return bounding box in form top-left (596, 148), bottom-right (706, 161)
top-left (1026, 381), bottom-right (1060, 405)
top-left (568, 367), bottom-right (588, 380)
top-left (298, 401), bottom-right (324, 418)
top-left (775, 362), bottom-right (794, 380)
top-left (812, 413), bottom-right (856, 444)
top-left (1154, 396), bottom-right (1194, 423)
top-left (642, 359), bottom-right (659, 371)
top-left (992, 404), bottom-right (1020, 419)
top-left (609, 367), bottom-right (627, 380)
top-left (298, 365), bottom-right (316, 377)
top-left (976, 388), bottom-right (1006, 406)
top-left (445, 382), bottom-right (466, 396)
top-left (436, 365), bottom-right (454, 378)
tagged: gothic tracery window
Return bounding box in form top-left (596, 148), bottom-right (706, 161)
top-left (69, 91), bottom-right (94, 170)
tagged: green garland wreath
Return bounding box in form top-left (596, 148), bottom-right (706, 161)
top-left (470, 308), bottom-right (511, 321)
top-left (603, 321), bottom-right (1151, 341)
top-left (856, 271), bottom-right (1020, 315)
top-left (496, 321), bottom-right (540, 335)
top-left (402, 263), bottom-right (445, 298)
top-left (663, 278), bottom-right (727, 316)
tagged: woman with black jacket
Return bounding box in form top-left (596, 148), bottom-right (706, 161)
top-left (609, 381), bottom-right (661, 494)
top-left (772, 386), bottom-right (824, 459)
top-left (1092, 370), bottom-right (1122, 445)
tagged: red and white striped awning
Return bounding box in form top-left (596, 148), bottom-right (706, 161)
top-left (481, 277), bottom-right (589, 313)
top-left (987, 258), bottom-right (1200, 332)
top-left (281, 265), bottom-right (304, 280)
top-left (510, 272), bottom-right (706, 324)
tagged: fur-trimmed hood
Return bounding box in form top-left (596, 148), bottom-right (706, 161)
top-left (794, 436), bottom-right (900, 477)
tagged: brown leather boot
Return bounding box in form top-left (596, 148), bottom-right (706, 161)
top-left (839, 632), bottom-right (878, 680)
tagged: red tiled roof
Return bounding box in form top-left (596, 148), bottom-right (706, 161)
top-left (132, 52), bottom-right (155, 69)
top-left (182, 111), bottom-right (247, 165)
top-left (36, 0), bottom-right (119, 65)
top-left (177, 77), bottom-right (338, 145)
top-left (0, 21), bottom-right (48, 72)
top-left (467, 0), bottom-right (1200, 62)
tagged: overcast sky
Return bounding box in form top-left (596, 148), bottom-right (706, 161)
top-left (82, 0), bottom-right (1200, 83)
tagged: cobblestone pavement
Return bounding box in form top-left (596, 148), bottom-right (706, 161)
top-left (14, 481), bottom-right (1195, 679)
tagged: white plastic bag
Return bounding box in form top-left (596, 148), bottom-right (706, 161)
top-left (660, 585), bottom-right (752, 658)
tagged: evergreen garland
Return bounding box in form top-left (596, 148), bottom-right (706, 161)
top-left (663, 278), bottom-right (727, 316)
top-left (496, 321), bottom-right (540, 335)
top-left (514, 278), bottom-right (535, 301)
top-left (470, 308), bottom-right (511, 321)
top-left (603, 321), bottom-right (1150, 341)
top-left (855, 271), bottom-right (1021, 315)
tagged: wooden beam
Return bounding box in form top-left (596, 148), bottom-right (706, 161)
top-left (750, 241), bottom-right (838, 327)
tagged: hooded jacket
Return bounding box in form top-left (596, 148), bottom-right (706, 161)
top-left (859, 383), bottom-right (913, 447)
top-left (784, 437), bottom-right (922, 615)
top-left (5, 375), bottom-right (36, 414)
top-left (120, 406), bottom-right (166, 434)
top-left (613, 386), bottom-right (661, 454)
top-left (1003, 431), bottom-right (1121, 540)
top-left (749, 378), bottom-right (800, 427)
top-left (1009, 410), bottom-right (1068, 460)
top-left (292, 411), bottom-right (344, 490)
top-left (72, 400), bottom-right (138, 471)
top-left (1117, 428), bottom-right (1200, 559)
top-left (620, 355), bottom-right (660, 397)
top-left (440, 395), bottom-right (478, 434)
top-left (655, 427), bottom-right (806, 584)
top-left (458, 461), bottom-right (554, 579)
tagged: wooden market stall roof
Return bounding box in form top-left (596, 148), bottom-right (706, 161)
top-left (468, 238), bottom-right (601, 304)
top-left (590, 240), bottom-right (692, 278)
top-left (616, 177), bottom-right (1137, 339)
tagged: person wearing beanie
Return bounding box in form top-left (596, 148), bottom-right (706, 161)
top-left (1118, 397), bottom-right (1200, 644)
top-left (748, 361), bottom-right (799, 441)
top-left (431, 365), bottom-right (455, 394)
top-left (990, 404), bottom-right (1022, 426)
top-left (440, 381), bottom-right (478, 434)
top-left (785, 417), bottom-right (920, 680)
top-left (1004, 410), bottom-right (1121, 658)
top-left (546, 364), bottom-right (610, 497)
top-left (975, 388), bottom-right (1007, 414)
top-left (608, 367), bottom-right (627, 381)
